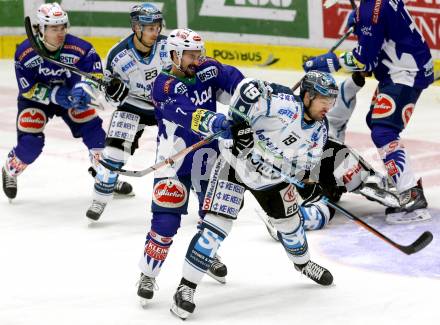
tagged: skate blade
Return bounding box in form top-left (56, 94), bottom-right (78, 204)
top-left (140, 297), bottom-right (150, 308)
top-left (386, 209), bottom-right (432, 225)
top-left (206, 269), bottom-right (226, 284)
top-left (170, 303), bottom-right (191, 320)
top-left (113, 191), bottom-right (135, 199)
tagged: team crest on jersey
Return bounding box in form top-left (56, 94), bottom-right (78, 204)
top-left (17, 108), bottom-right (46, 133)
top-left (402, 103), bottom-right (414, 128)
top-left (197, 66), bottom-right (218, 82)
top-left (372, 93), bottom-right (396, 119)
top-left (153, 179), bottom-right (188, 208)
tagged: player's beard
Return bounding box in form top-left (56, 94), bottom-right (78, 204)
top-left (183, 64), bottom-right (197, 78)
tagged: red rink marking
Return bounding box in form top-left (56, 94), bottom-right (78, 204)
top-left (346, 132), bottom-right (440, 189)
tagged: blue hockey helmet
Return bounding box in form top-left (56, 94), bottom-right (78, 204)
top-left (300, 70), bottom-right (338, 100)
top-left (130, 3), bottom-right (163, 28)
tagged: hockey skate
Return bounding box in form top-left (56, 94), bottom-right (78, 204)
top-left (137, 273), bottom-right (158, 307)
top-left (294, 260), bottom-right (333, 286)
top-left (113, 179), bottom-right (134, 197)
top-left (207, 255), bottom-right (228, 284)
top-left (86, 200), bottom-right (107, 221)
top-left (356, 175), bottom-right (400, 208)
top-left (170, 284), bottom-right (196, 320)
top-left (2, 167), bottom-right (17, 200)
top-left (385, 179), bottom-right (431, 225)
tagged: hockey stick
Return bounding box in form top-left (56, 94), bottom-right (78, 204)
top-left (292, 23), bottom-right (355, 93)
top-left (265, 157), bottom-right (432, 254)
top-left (24, 16), bottom-right (107, 88)
top-left (267, 161), bottom-right (433, 255)
top-left (99, 129), bottom-right (226, 177)
top-left (24, 16), bottom-right (151, 105)
top-left (325, 200), bottom-right (433, 255)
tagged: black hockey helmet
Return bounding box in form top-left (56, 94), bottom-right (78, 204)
top-left (300, 70), bottom-right (338, 100)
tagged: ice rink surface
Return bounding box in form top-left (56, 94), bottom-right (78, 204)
top-left (1, 59), bottom-right (440, 325)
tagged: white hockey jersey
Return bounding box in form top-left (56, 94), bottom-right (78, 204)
top-left (220, 78), bottom-right (328, 190)
top-left (105, 34), bottom-right (170, 109)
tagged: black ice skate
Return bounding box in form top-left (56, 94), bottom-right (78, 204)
top-left (88, 166), bottom-right (134, 197)
top-left (207, 255), bottom-right (228, 284)
top-left (2, 167), bottom-right (17, 200)
top-left (137, 273), bottom-right (158, 306)
top-left (294, 260), bottom-right (333, 286)
top-left (113, 180), bottom-right (134, 197)
top-left (86, 200), bottom-right (107, 221)
top-left (385, 179), bottom-right (431, 225)
top-left (170, 284), bottom-right (196, 320)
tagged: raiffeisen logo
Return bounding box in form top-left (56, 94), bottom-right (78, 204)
top-left (199, 0), bottom-right (297, 22)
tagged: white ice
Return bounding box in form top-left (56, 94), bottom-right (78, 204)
top-left (1, 59), bottom-right (440, 325)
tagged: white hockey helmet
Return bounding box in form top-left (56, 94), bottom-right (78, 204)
top-left (167, 28), bottom-right (205, 67)
top-left (36, 2), bottom-right (69, 37)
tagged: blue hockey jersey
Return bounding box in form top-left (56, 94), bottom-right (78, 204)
top-left (352, 0), bottom-right (433, 89)
top-left (152, 58), bottom-right (244, 176)
top-left (14, 34), bottom-right (103, 104)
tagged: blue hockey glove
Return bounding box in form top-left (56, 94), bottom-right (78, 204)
top-left (70, 82), bottom-right (92, 110)
top-left (303, 52), bottom-right (341, 73)
top-left (346, 10), bottom-right (357, 31)
top-left (51, 85), bottom-right (72, 109)
top-left (210, 113), bottom-right (232, 139)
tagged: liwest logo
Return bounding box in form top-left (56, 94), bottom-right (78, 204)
top-left (199, 0), bottom-right (296, 22)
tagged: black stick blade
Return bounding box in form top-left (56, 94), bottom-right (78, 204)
top-left (400, 231), bottom-right (433, 255)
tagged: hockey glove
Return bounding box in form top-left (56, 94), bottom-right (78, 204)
top-left (346, 10), bottom-right (357, 33)
top-left (303, 52), bottom-right (341, 73)
top-left (231, 121), bottom-right (254, 157)
top-left (301, 182), bottom-right (324, 205)
top-left (210, 113), bottom-right (232, 139)
top-left (51, 85), bottom-right (72, 109)
top-left (105, 77), bottom-right (129, 103)
top-left (70, 82), bottom-right (92, 110)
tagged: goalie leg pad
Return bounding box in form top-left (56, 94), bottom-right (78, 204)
top-left (182, 213), bottom-right (233, 285)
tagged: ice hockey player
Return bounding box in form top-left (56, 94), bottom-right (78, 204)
top-left (170, 71), bottom-right (338, 319)
top-left (261, 72), bottom-right (401, 240)
top-left (1, 3), bottom-right (128, 201)
top-left (85, 3), bottom-right (169, 221)
top-left (303, 0), bottom-right (434, 224)
top-left (136, 28), bottom-right (245, 305)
